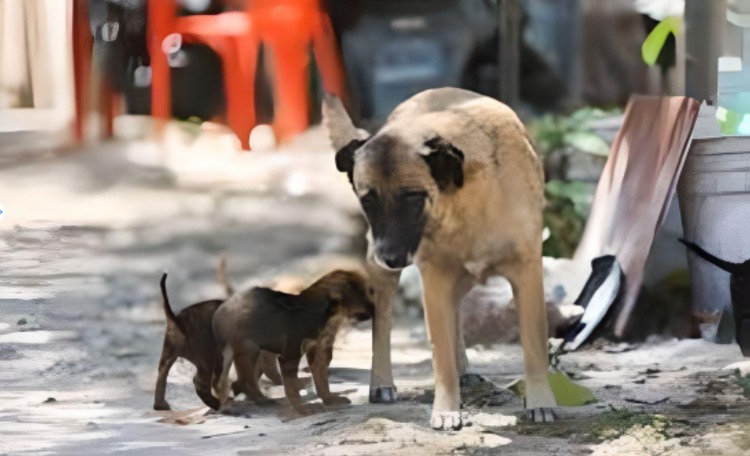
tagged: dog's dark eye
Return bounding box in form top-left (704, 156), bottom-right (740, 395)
top-left (360, 191), bottom-right (379, 209)
top-left (401, 191), bottom-right (427, 203)
top-left (401, 191), bottom-right (427, 201)
top-left (368, 287), bottom-right (375, 296)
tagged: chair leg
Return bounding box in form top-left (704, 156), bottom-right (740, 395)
top-left (222, 36), bottom-right (258, 150)
top-left (267, 38), bottom-right (310, 141)
top-left (148, 0), bottom-right (175, 132)
top-left (72, 0), bottom-right (92, 142)
top-left (312, 13), bottom-right (347, 103)
top-left (100, 78), bottom-right (119, 139)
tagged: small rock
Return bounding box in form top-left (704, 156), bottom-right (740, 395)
top-left (43, 397), bottom-right (56, 403)
top-left (16, 318), bottom-right (27, 326)
top-left (723, 360), bottom-right (750, 376)
top-left (634, 378), bottom-right (646, 384)
top-left (624, 395), bottom-right (669, 405)
top-left (460, 373), bottom-right (487, 388)
top-left (258, 433), bottom-right (266, 437)
top-left (85, 422), bottom-right (99, 430)
top-left (604, 342), bottom-right (635, 354)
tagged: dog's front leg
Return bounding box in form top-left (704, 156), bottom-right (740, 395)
top-left (453, 274), bottom-right (474, 377)
top-left (507, 258), bottom-right (557, 422)
top-left (420, 263), bottom-right (463, 430)
top-left (279, 356), bottom-right (307, 413)
top-left (366, 256), bottom-right (401, 403)
top-left (309, 343), bottom-right (349, 406)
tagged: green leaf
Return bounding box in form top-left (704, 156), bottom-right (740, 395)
top-left (563, 131), bottom-right (611, 156)
top-left (642, 16), bottom-right (682, 66)
top-left (506, 371), bottom-right (597, 407)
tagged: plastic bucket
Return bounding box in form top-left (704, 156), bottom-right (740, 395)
top-left (678, 135), bottom-right (750, 342)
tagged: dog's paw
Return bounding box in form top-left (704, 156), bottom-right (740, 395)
top-left (369, 386), bottom-right (397, 403)
top-left (430, 411), bottom-right (463, 431)
top-left (153, 401), bottom-right (171, 411)
top-left (323, 395), bottom-right (351, 406)
top-left (526, 407), bottom-right (555, 423)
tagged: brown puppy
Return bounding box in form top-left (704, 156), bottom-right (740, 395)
top-left (217, 259), bottom-right (284, 392)
top-left (212, 270), bottom-right (375, 410)
top-left (153, 273), bottom-right (223, 411)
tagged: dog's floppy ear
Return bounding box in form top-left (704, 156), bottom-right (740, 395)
top-left (335, 138), bottom-right (366, 182)
top-left (421, 136), bottom-right (465, 191)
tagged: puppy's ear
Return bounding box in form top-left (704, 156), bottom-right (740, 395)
top-left (328, 289), bottom-right (344, 304)
top-left (421, 136), bottom-right (465, 191)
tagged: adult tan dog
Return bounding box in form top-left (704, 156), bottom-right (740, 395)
top-left (323, 88), bottom-right (557, 429)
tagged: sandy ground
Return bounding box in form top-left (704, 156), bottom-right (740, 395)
top-left (2, 127), bottom-right (750, 455)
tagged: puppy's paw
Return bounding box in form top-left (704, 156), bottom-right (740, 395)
top-left (153, 401), bottom-right (171, 411)
top-left (204, 397), bottom-right (221, 411)
top-left (323, 395), bottom-right (351, 406)
top-left (526, 407), bottom-right (555, 423)
top-left (253, 396), bottom-right (277, 407)
top-left (430, 411), bottom-right (463, 431)
top-left (231, 381), bottom-right (244, 397)
top-left (369, 386), bottom-right (397, 403)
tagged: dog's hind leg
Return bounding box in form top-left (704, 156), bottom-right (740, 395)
top-left (420, 263), bottom-right (463, 431)
top-left (233, 350), bottom-right (274, 405)
top-left (506, 258), bottom-right (557, 423)
top-left (214, 346), bottom-right (234, 407)
top-left (366, 256), bottom-right (401, 404)
top-left (153, 343), bottom-right (177, 410)
top-left (259, 351), bottom-right (282, 385)
top-left (194, 367), bottom-right (220, 410)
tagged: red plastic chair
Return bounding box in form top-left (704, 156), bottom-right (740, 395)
top-left (148, 0), bottom-right (347, 149)
top-left (148, 2), bottom-right (257, 149)
top-left (250, 0), bottom-right (348, 140)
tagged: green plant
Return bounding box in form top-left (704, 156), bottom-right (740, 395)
top-left (542, 180), bottom-right (593, 258)
top-left (530, 107), bottom-right (615, 158)
top-left (590, 408), bottom-right (671, 442)
top-left (642, 16), bottom-right (682, 67)
top-left (530, 108), bottom-right (615, 258)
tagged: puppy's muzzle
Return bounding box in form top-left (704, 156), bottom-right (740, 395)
top-left (356, 302), bottom-right (376, 322)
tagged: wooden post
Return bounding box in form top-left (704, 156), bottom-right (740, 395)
top-left (685, 0), bottom-right (726, 103)
top-left (497, 0), bottom-right (521, 107)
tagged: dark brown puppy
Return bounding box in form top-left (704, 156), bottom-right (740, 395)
top-left (154, 273), bottom-right (223, 411)
top-left (154, 260), bottom-right (283, 411)
top-left (212, 270), bottom-right (375, 410)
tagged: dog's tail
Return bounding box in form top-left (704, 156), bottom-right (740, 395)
top-left (679, 239), bottom-right (740, 274)
top-left (160, 273), bottom-right (180, 328)
top-left (217, 255), bottom-right (234, 298)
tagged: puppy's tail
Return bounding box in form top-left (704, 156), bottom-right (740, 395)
top-left (217, 255), bottom-right (234, 298)
top-left (679, 239), bottom-right (739, 274)
top-left (160, 273), bottom-right (180, 327)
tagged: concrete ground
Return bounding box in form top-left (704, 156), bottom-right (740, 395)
top-left (2, 125), bottom-right (750, 455)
